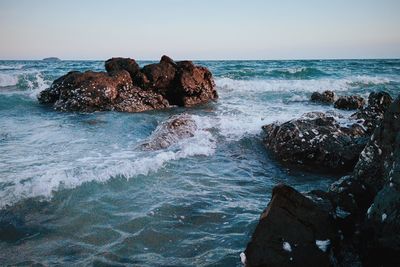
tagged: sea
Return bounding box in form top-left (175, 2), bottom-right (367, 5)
top-left (0, 59), bottom-right (399, 266)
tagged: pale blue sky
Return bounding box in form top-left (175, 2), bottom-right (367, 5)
top-left (0, 0), bottom-right (399, 60)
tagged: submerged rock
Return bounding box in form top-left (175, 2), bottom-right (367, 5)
top-left (310, 90), bottom-right (336, 104)
top-left (334, 95), bottom-right (365, 110)
top-left (38, 55), bottom-right (217, 113)
top-left (262, 112), bottom-right (368, 173)
top-left (244, 184), bottom-right (336, 267)
top-left (141, 114), bottom-right (197, 150)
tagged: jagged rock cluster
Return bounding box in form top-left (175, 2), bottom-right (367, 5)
top-left (38, 56), bottom-right (218, 112)
top-left (263, 91), bottom-right (393, 173)
top-left (243, 94), bottom-right (400, 267)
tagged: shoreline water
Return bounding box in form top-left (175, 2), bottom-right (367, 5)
top-left (1, 59), bottom-right (399, 266)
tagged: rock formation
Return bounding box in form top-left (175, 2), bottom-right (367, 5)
top-left (310, 90), bottom-right (336, 104)
top-left (38, 56), bottom-right (218, 112)
top-left (243, 95), bottom-right (400, 267)
top-left (334, 95), bottom-right (365, 110)
top-left (263, 91), bottom-right (392, 173)
top-left (262, 112), bottom-right (368, 173)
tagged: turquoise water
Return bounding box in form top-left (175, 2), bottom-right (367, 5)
top-left (0, 59), bottom-right (399, 266)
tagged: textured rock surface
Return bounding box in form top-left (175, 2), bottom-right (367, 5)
top-left (262, 112), bottom-right (368, 173)
top-left (311, 90), bottom-right (336, 104)
top-left (351, 91), bottom-right (393, 134)
top-left (105, 57), bottom-right (140, 80)
top-left (334, 95), bottom-right (365, 110)
top-left (39, 70), bottom-right (134, 112)
top-left (38, 56), bottom-right (217, 112)
top-left (246, 95), bottom-right (400, 267)
top-left (244, 184), bottom-right (336, 267)
top-left (140, 114), bottom-right (197, 150)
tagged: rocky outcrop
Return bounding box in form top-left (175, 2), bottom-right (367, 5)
top-left (38, 56), bottom-right (217, 112)
top-left (263, 91), bottom-right (393, 173)
top-left (244, 95), bottom-right (400, 267)
top-left (333, 94), bottom-right (400, 266)
top-left (334, 95), bottom-right (365, 110)
top-left (262, 112), bottom-right (368, 173)
top-left (140, 114), bottom-right (197, 150)
top-left (350, 91), bottom-right (393, 133)
top-left (310, 90), bottom-right (335, 104)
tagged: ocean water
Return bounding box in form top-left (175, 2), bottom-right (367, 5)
top-left (0, 59), bottom-right (399, 266)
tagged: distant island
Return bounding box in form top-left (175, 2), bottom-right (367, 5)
top-left (42, 57), bottom-right (61, 62)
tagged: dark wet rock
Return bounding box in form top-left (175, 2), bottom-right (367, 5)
top-left (247, 95), bottom-right (400, 267)
top-left (311, 90), bottom-right (335, 104)
top-left (141, 114), bottom-right (197, 150)
top-left (39, 70), bottom-right (136, 112)
top-left (171, 60), bottom-right (217, 107)
top-left (141, 55), bottom-right (177, 94)
top-left (140, 57), bottom-right (218, 107)
top-left (38, 56), bottom-right (217, 112)
top-left (327, 95), bottom-right (400, 266)
top-left (105, 57), bottom-right (140, 80)
top-left (351, 91), bottom-right (393, 134)
top-left (334, 95), bottom-right (365, 110)
top-left (262, 112), bottom-right (369, 173)
top-left (368, 91), bottom-right (393, 111)
top-left (244, 184), bottom-right (336, 267)
top-left (113, 86), bottom-right (170, 113)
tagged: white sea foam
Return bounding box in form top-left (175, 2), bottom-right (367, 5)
top-left (283, 241), bottom-right (292, 252)
top-left (0, 64), bottom-right (24, 70)
top-left (26, 72), bottom-right (50, 98)
top-left (316, 239), bottom-right (331, 252)
top-left (0, 73), bottom-right (19, 87)
top-left (0, 115), bottom-right (216, 208)
top-left (216, 75), bottom-right (392, 93)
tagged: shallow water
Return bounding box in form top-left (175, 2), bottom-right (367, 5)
top-left (0, 59), bottom-right (399, 266)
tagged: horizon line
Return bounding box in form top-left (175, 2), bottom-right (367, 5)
top-left (0, 57), bottom-right (399, 61)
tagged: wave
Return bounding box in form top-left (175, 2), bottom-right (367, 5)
top-left (0, 72), bottom-right (51, 99)
top-left (267, 67), bottom-right (329, 79)
top-left (215, 75), bottom-right (393, 93)
top-left (0, 73), bottom-right (19, 87)
top-left (0, 64), bottom-right (24, 70)
top-left (0, 115), bottom-right (216, 208)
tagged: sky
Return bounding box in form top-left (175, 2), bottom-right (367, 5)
top-left (0, 0), bottom-right (399, 60)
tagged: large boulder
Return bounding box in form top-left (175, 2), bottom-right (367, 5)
top-left (39, 70), bottom-right (133, 112)
top-left (140, 114), bottom-right (197, 150)
top-left (310, 90), bottom-right (336, 104)
top-left (105, 57), bottom-right (140, 80)
top-left (243, 184), bottom-right (336, 267)
top-left (141, 55), bottom-right (177, 93)
top-left (171, 61), bottom-right (218, 107)
top-left (262, 112), bottom-right (368, 173)
top-left (139, 56), bottom-right (218, 107)
top-left (334, 95), bottom-right (365, 110)
top-left (38, 70), bottom-right (169, 112)
top-left (38, 56), bottom-right (217, 112)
